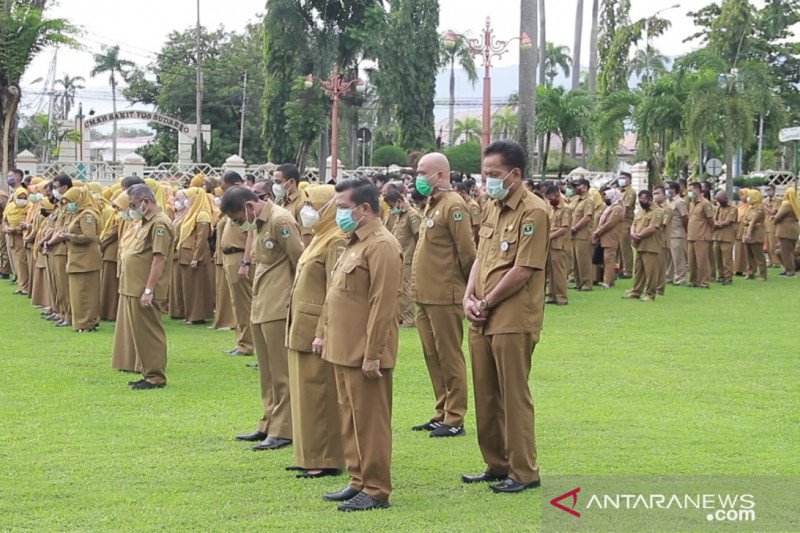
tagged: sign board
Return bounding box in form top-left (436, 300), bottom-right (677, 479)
top-left (83, 110), bottom-right (194, 138)
top-left (357, 127), bottom-right (372, 143)
top-left (705, 158), bottom-right (723, 177)
top-left (778, 127), bottom-right (800, 143)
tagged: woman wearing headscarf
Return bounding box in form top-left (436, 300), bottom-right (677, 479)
top-left (60, 187), bottom-right (102, 331)
top-left (98, 192), bottom-right (122, 321)
top-left (110, 191), bottom-right (140, 373)
top-left (286, 185), bottom-right (344, 478)
top-left (211, 188), bottom-right (235, 331)
top-left (145, 178), bottom-right (167, 212)
top-left (734, 188), bottom-right (750, 276)
top-left (29, 191), bottom-right (54, 308)
top-left (2, 188), bottom-right (31, 295)
top-left (772, 186), bottom-right (800, 277)
top-left (0, 190), bottom-right (11, 278)
top-left (23, 184), bottom-right (45, 298)
top-left (168, 189), bottom-right (189, 320)
top-left (179, 186), bottom-right (214, 324)
top-left (742, 189), bottom-right (767, 280)
top-left (592, 188), bottom-right (625, 289)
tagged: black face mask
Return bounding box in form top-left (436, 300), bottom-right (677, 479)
top-left (604, 198), bottom-right (612, 206)
top-left (639, 201), bottom-right (651, 209)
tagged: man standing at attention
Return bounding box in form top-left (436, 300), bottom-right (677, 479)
top-left (570, 178), bottom-right (595, 291)
top-left (115, 184), bottom-right (174, 390)
top-left (625, 190), bottom-right (664, 301)
top-left (384, 187), bottom-right (420, 328)
top-left (666, 182), bottom-right (689, 285)
top-left (617, 172), bottom-right (636, 279)
top-left (411, 153), bottom-right (476, 438)
top-left (320, 177), bottom-right (402, 512)
top-left (687, 182), bottom-right (715, 288)
top-left (273, 163), bottom-right (312, 246)
top-left (462, 140), bottom-right (549, 494)
top-left (712, 190), bottom-right (738, 285)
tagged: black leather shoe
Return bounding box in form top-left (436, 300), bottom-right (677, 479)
top-left (338, 492), bottom-right (390, 512)
top-left (462, 471), bottom-right (507, 484)
top-left (323, 486), bottom-right (361, 502)
top-left (251, 437), bottom-right (292, 451)
top-left (296, 468), bottom-right (342, 479)
top-left (128, 378), bottom-right (145, 386)
top-left (489, 478), bottom-right (541, 493)
top-left (411, 419), bottom-right (442, 431)
top-left (246, 362), bottom-right (259, 370)
top-left (130, 380), bottom-right (165, 390)
top-left (55, 320), bottom-right (71, 327)
top-left (235, 430), bottom-right (268, 442)
top-left (430, 424), bottom-right (465, 438)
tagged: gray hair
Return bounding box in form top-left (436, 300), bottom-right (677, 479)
top-left (127, 184), bottom-right (155, 204)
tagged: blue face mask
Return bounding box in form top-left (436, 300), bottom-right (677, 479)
top-left (66, 202), bottom-right (78, 213)
top-left (335, 207), bottom-right (359, 233)
top-left (485, 170), bottom-right (514, 200)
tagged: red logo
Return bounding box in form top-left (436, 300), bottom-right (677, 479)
top-left (550, 487), bottom-right (581, 517)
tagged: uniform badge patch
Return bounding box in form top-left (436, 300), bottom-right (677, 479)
top-left (265, 241), bottom-right (275, 250)
top-left (522, 224), bottom-right (535, 236)
top-left (453, 211), bottom-right (463, 222)
top-left (84, 215), bottom-right (95, 224)
top-left (280, 227), bottom-right (291, 239)
top-left (335, 246), bottom-right (345, 259)
top-left (155, 227), bottom-right (165, 237)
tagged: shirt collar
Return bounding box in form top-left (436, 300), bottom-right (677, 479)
top-left (257, 200), bottom-right (273, 223)
top-left (354, 217), bottom-right (382, 241)
top-left (496, 181), bottom-right (526, 210)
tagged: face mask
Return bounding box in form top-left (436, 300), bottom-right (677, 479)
top-left (746, 196), bottom-right (752, 204)
top-left (335, 207), bottom-right (359, 233)
top-left (415, 174), bottom-right (434, 197)
top-left (66, 202), bottom-right (78, 213)
top-left (688, 191), bottom-right (696, 201)
top-left (15, 198), bottom-right (28, 207)
top-left (486, 170), bottom-right (513, 200)
top-left (565, 188), bottom-right (575, 198)
top-left (28, 193), bottom-right (39, 203)
top-left (619, 179), bottom-right (628, 187)
top-left (129, 207), bottom-right (144, 221)
top-left (300, 205), bottom-right (320, 228)
top-left (391, 207), bottom-right (403, 215)
top-left (7, 178), bottom-right (17, 188)
top-left (665, 190), bottom-right (672, 199)
top-left (213, 197), bottom-right (222, 207)
top-left (119, 210), bottom-right (131, 221)
top-left (53, 188), bottom-right (64, 201)
top-left (548, 198), bottom-right (559, 208)
top-left (272, 183), bottom-right (286, 199)
top-left (604, 198), bottom-right (612, 206)
top-left (639, 201), bottom-right (651, 209)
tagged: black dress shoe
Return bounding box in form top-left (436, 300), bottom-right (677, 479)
top-left (246, 362), bottom-right (259, 370)
top-left (128, 378), bottom-right (145, 386)
top-left (296, 468), bottom-right (342, 479)
top-left (130, 380), bottom-right (165, 390)
top-left (323, 486), bottom-right (361, 502)
top-left (338, 492), bottom-right (390, 512)
top-left (235, 430), bottom-right (268, 442)
top-left (411, 419), bottom-right (442, 431)
top-left (430, 424), bottom-right (466, 438)
top-left (489, 478), bottom-right (541, 493)
top-left (251, 436), bottom-right (292, 451)
top-left (462, 471), bottom-right (507, 484)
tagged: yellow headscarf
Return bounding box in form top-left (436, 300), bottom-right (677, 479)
top-left (102, 187), bottom-right (114, 200)
top-left (63, 186), bottom-right (101, 219)
top-left (30, 176), bottom-right (43, 185)
top-left (87, 182), bottom-right (103, 194)
top-left (190, 173), bottom-right (206, 188)
top-left (781, 187), bottom-right (800, 219)
top-left (748, 189), bottom-right (764, 207)
top-left (3, 188), bottom-right (29, 226)
top-left (179, 187), bottom-right (214, 247)
top-left (114, 192), bottom-right (140, 252)
top-left (298, 185), bottom-right (344, 267)
top-left (737, 188), bottom-right (751, 221)
top-left (589, 187), bottom-right (604, 211)
top-left (145, 178), bottom-right (167, 210)
top-left (99, 202), bottom-right (119, 242)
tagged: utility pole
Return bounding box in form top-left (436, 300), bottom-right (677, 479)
top-left (238, 71), bottom-right (248, 157)
top-left (195, 0), bottom-right (203, 163)
top-left (44, 49), bottom-right (58, 163)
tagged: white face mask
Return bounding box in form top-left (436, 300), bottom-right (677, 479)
top-left (213, 197), bottom-right (222, 206)
top-left (15, 198), bottom-right (28, 207)
top-left (618, 178), bottom-right (628, 187)
top-left (272, 183), bottom-right (286, 199)
top-left (300, 205), bottom-right (320, 228)
top-left (53, 188), bottom-right (64, 201)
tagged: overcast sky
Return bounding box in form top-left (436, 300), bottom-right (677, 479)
top-left (21, 0), bottom-right (707, 121)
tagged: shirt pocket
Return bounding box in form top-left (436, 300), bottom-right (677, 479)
top-left (339, 261), bottom-right (360, 292)
top-left (477, 225), bottom-right (494, 254)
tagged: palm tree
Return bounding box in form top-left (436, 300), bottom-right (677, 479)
top-left (90, 45), bottom-right (134, 162)
top-left (440, 34), bottom-right (478, 146)
top-left (452, 117), bottom-right (482, 144)
top-left (570, 0), bottom-right (584, 157)
top-left (544, 43), bottom-right (571, 86)
top-left (518, 0), bottom-right (538, 163)
top-left (492, 107), bottom-right (518, 141)
top-left (629, 48), bottom-right (669, 83)
top-left (587, 0), bottom-right (600, 95)
top-left (55, 74), bottom-right (84, 119)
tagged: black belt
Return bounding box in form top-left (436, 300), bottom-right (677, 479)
top-left (222, 247), bottom-right (245, 255)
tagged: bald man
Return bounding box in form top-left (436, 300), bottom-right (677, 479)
top-left (411, 153), bottom-right (476, 437)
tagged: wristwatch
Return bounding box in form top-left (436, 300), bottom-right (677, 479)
top-left (240, 260), bottom-right (252, 267)
top-left (143, 288), bottom-right (154, 296)
top-left (479, 299), bottom-right (490, 311)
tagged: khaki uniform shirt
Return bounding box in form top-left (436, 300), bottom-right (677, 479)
top-left (178, 218), bottom-right (212, 265)
top-left (764, 196), bottom-right (781, 232)
top-left (712, 205), bottom-right (738, 243)
top-left (119, 209), bottom-right (174, 300)
top-left (622, 187), bottom-right (636, 221)
top-left (572, 193), bottom-right (595, 241)
top-left (549, 201), bottom-right (571, 251)
top-left (412, 190), bottom-right (476, 304)
top-left (687, 198), bottom-right (714, 241)
top-left (322, 218), bottom-right (403, 369)
top-left (391, 205), bottom-right (421, 265)
top-left (632, 207), bottom-right (664, 253)
top-left (473, 185), bottom-right (550, 339)
top-left (743, 205), bottom-right (766, 243)
top-left (250, 201), bottom-right (304, 324)
top-left (282, 189), bottom-right (312, 237)
top-left (50, 206), bottom-right (69, 257)
top-left (66, 210), bottom-right (102, 273)
top-left (220, 214), bottom-right (248, 267)
top-left (595, 204), bottom-right (624, 248)
top-left (656, 201), bottom-right (673, 248)
top-left (668, 197), bottom-right (688, 240)
top-left (773, 204), bottom-right (800, 240)
top-left (467, 198), bottom-right (482, 230)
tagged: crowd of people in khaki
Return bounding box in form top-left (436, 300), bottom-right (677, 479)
top-left (2, 140), bottom-right (799, 512)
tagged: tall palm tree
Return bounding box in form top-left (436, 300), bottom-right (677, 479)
top-left (440, 34), bottom-right (478, 146)
top-left (588, 0), bottom-right (599, 95)
top-left (492, 107), bottom-right (519, 141)
top-left (55, 74), bottom-right (84, 119)
top-left (517, 0), bottom-right (538, 164)
top-left (570, 0), bottom-right (584, 157)
top-left (629, 48), bottom-right (669, 83)
top-left (544, 43), bottom-right (571, 86)
top-left (90, 45), bottom-right (134, 162)
top-left (452, 117), bottom-right (482, 144)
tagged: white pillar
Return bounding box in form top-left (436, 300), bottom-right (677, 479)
top-left (122, 153), bottom-right (146, 177)
top-left (15, 150), bottom-right (38, 178)
top-left (223, 154), bottom-right (246, 176)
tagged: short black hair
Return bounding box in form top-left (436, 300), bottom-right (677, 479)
top-left (221, 186), bottom-right (259, 214)
top-left (384, 188), bottom-right (403, 203)
top-left (335, 176), bottom-right (380, 214)
top-left (619, 171), bottom-right (632, 179)
top-left (690, 181), bottom-right (703, 192)
top-left (454, 182), bottom-right (470, 195)
top-left (484, 140), bottom-right (526, 177)
top-left (373, 173), bottom-right (390, 187)
top-left (222, 171), bottom-right (244, 186)
top-left (121, 176), bottom-right (145, 190)
top-left (275, 163), bottom-right (300, 182)
top-left (53, 174), bottom-right (73, 189)
top-left (10, 168), bottom-right (23, 180)
top-left (244, 174), bottom-right (256, 185)
top-left (545, 185), bottom-right (560, 196)
top-left (638, 190), bottom-right (653, 200)
top-left (678, 178), bottom-right (687, 187)
top-left (766, 184), bottom-right (776, 190)
top-left (127, 184), bottom-right (155, 204)
top-left (667, 181), bottom-right (680, 194)
top-left (653, 185), bottom-right (665, 194)
top-left (574, 178), bottom-right (590, 189)
top-left (464, 178), bottom-right (476, 189)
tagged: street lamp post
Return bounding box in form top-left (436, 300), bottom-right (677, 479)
top-left (305, 66), bottom-right (363, 183)
top-left (444, 17), bottom-right (532, 153)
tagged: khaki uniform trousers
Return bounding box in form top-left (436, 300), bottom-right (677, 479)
top-left (669, 237), bottom-right (687, 284)
top-left (766, 231), bottom-right (781, 266)
top-left (288, 349), bottom-right (344, 469)
top-left (334, 364), bottom-right (393, 501)
top-left (252, 319), bottom-right (291, 439)
top-left (0, 234), bottom-right (10, 274)
top-left (713, 241), bottom-right (734, 283)
top-left (111, 293), bottom-right (142, 372)
top-left (745, 242), bottom-right (767, 279)
top-left (632, 250), bottom-right (660, 297)
top-left (224, 262), bottom-right (254, 354)
top-left (51, 254), bottom-right (71, 319)
top-left (655, 247), bottom-right (669, 294)
top-left (601, 246), bottom-right (618, 286)
top-left (397, 263), bottom-right (415, 325)
top-left (68, 270), bottom-right (101, 330)
top-left (546, 248), bottom-right (568, 303)
top-left (779, 238), bottom-right (797, 275)
top-left (687, 240), bottom-right (712, 287)
top-left (212, 264), bottom-right (236, 329)
top-left (168, 257), bottom-right (184, 318)
top-left (734, 240), bottom-right (748, 274)
top-left (114, 295), bottom-right (167, 385)
top-left (10, 240), bottom-right (29, 293)
top-left (415, 303), bottom-right (468, 427)
top-left (469, 330), bottom-right (539, 484)
top-left (572, 238), bottom-right (593, 290)
top-left (618, 220), bottom-right (634, 276)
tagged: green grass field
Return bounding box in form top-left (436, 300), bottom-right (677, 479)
top-left (0, 275), bottom-right (798, 531)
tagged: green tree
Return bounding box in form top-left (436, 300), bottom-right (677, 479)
top-left (452, 116), bottom-right (481, 144)
top-left (544, 42), bottom-right (571, 86)
top-left (55, 73), bottom-right (84, 119)
top-left (629, 47), bottom-right (669, 83)
top-left (439, 33), bottom-right (477, 146)
top-left (91, 45), bottom-right (134, 163)
top-left (536, 87), bottom-right (592, 176)
top-left (444, 141), bottom-right (481, 174)
top-left (372, 144), bottom-right (406, 167)
top-left (492, 107), bottom-right (518, 142)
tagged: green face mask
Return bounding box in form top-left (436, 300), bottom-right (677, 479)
top-left (415, 174), bottom-right (434, 197)
top-left (391, 207), bottom-right (403, 215)
top-left (565, 187), bottom-right (575, 198)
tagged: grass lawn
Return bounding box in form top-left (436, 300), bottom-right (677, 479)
top-left (0, 275), bottom-right (798, 531)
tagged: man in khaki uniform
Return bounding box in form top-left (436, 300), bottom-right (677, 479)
top-left (686, 182), bottom-right (714, 288)
top-left (222, 186), bottom-right (304, 450)
top-left (456, 182), bottom-right (482, 243)
top-left (462, 141), bottom-right (549, 494)
top-left (653, 186), bottom-right (672, 295)
top-left (570, 178), bottom-right (594, 291)
top-left (625, 190), bottom-right (664, 301)
top-left (114, 184), bottom-right (174, 389)
top-left (411, 152), bottom-right (476, 437)
top-left (666, 182), bottom-right (689, 284)
top-left (712, 191), bottom-right (738, 285)
top-left (320, 177), bottom-right (402, 512)
top-left (384, 188), bottom-right (420, 327)
top-left (45, 175), bottom-right (74, 326)
top-left (545, 185), bottom-right (570, 305)
top-left (763, 185), bottom-right (782, 267)
top-left (273, 163), bottom-right (312, 245)
top-left (219, 171), bottom-right (254, 357)
top-left (617, 172), bottom-right (636, 278)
